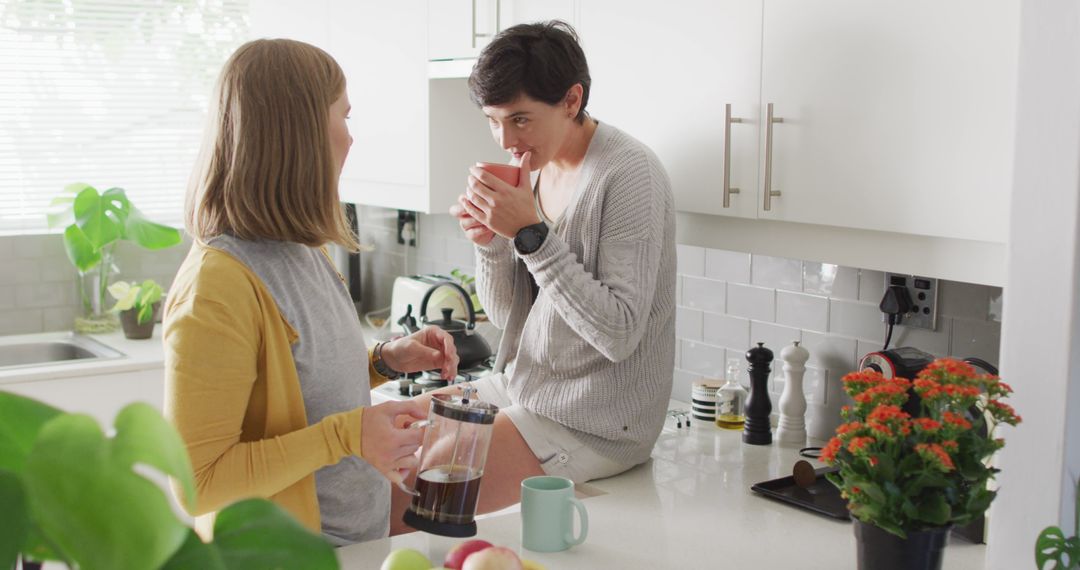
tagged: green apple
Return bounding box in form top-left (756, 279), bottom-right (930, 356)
top-left (381, 548), bottom-right (432, 570)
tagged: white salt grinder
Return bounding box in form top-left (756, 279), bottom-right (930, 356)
top-left (777, 340), bottom-right (810, 444)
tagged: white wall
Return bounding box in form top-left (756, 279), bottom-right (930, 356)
top-left (986, 0), bottom-right (1080, 567)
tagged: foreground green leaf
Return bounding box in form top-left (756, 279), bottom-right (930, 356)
top-left (0, 392), bottom-right (63, 472)
top-left (23, 412), bottom-right (188, 570)
top-left (0, 470), bottom-right (29, 570)
top-left (111, 403), bottom-right (196, 509)
top-left (162, 500), bottom-right (338, 570)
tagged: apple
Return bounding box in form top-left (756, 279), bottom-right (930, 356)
top-left (380, 548), bottom-right (432, 570)
top-left (461, 546), bottom-right (523, 570)
top-left (444, 539), bottom-right (494, 570)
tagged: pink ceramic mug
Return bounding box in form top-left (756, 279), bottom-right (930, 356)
top-left (476, 162), bottom-right (521, 186)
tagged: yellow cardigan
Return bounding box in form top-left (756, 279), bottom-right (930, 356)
top-left (163, 243), bottom-right (389, 535)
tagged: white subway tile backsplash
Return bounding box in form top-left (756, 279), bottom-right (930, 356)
top-left (0, 286), bottom-right (14, 309)
top-left (446, 239), bottom-right (476, 268)
top-left (702, 313), bottom-right (750, 350)
top-left (704, 249), bottom-right (750, 283)
top-left (727, 283), bottom-right (775, 322)
top-left (0, 238), bottom-right (12, 260)
top-left (16, 283), bottom-right (70, 309)
top-left (676, 307), bottom-right (704, 341)
top-left (3, 258), bottom-right (39, 285)
top-left (43, 306), bottom-right (77, 332)
top-left (675, 338), bottom-right (682, 369)
top-left (776, 291), bottom-right (829, 332)
top-left (680, 340), bottom-right (726, 377)
top-left (0, 309), bottom-right (42, 335)
top-left (858, 270), bottom-right (886, 303)
top-left (808, 403), bottom-right (842, 441)
top-left (682, 276), bottom-right (725, 314)
top-left (676, 275), bottom-right (683, 306)
top-left (939, 281), bottom-right (991, 320)
top-left (751, 255), bottom-right (803, 291)
top-left (829, 300), bottom-right (886, 342)
top-left (672, 369), bottom-right (703, 403)
top-left (676, 245), bottom-right (706, 277)
top-left (800, 331), bottom-right (858, 374)
top-left (803, 263), bottom-right (859, 300)
top-left (950, 319), bottom-right (1001, 364)
top-left (891, 319), bottom-right (952, 358)
top-left (750, 322), bottom-right (801, 369)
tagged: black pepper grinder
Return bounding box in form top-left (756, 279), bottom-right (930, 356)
top-left (743, 342), bottom-right (774, 445)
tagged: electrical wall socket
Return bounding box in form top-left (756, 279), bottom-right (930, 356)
top-left (883, 273), bottom-right (938, 330)
top-left (397, 210), bottom-right (416, 246)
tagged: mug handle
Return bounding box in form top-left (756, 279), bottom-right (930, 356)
top-left (564, 497), bottom-right (589, 546)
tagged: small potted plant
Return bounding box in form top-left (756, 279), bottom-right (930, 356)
top-left (109, 279), bottom-right (165, 339)
top-left (47, 183), bottom-right (181, 333)
top-left (822, 358), bottom-right (1022, 570)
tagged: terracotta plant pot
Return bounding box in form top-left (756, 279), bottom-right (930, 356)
top-left (854, 518), bottom-right (951, 570)
top-left (118, 302), bottom-right (160, 340)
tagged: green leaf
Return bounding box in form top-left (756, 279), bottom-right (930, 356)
top-left (1035, 526), bottom-right (1073, 570)
top-left (62, 225), bottom-right (102, 273)
top-left (160, 530), bottom-right (227, 570)
top-left (109, 282), bottom-right (138, 311)
top-left (125, 206), bottom-right (181, 250)
top-left (111, 403), bottom-right (196, 509)
top-left (23, 412), bottom-right (189, 570)
top-left (916, 493), bottom-right (951, 526)
top-left (0, 392), bottom-right (63, 473)
top-left (161, 501), bottom-right (338, 570)
top-left (0, 470), bottom-right (29, 570)
top-left (213, 499), bottom-right (338, 569)
top-left (73, 186), bottom-right (125, 249)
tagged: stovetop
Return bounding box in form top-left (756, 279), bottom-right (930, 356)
top-left (373, 364), bottom-right (495, 401)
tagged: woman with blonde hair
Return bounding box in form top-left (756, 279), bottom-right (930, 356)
top-left (165, 38), bottom-right (458, 545)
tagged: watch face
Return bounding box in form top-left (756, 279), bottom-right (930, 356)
top-left (516, 228), bottom-right (540, 253)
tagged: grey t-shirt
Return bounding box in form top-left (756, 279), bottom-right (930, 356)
top-left (207, 235), bottom-right (388, 546)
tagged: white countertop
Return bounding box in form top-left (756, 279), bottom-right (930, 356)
top-left (337, 413), bottom-right (987, 569)
top-left (0, 329), bottom-right (166, 385)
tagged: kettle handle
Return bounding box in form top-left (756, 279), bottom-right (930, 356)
top-left (418, 281), bottom-right (477, 330)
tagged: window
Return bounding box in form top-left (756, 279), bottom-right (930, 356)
top-left (0, 0), bottom-right (249, 235)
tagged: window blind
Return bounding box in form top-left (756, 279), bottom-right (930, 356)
top-left (0, 0), bottom-right (249, 235)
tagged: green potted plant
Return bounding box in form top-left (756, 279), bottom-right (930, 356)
top-left (1036, 479), bottom-right (1080, 569)
top-left (0, 391), bottom-right (338, 570)
top-left (109, 279), bottom-right (165, 339)
top-left (821, 358), bottom-right (1022, 570)
top-left (47, 183), bottom-right (182, 334)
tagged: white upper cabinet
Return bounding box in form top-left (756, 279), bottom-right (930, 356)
top-left (429, 0), bottom-right (578, 62)
top-left (253, 0), bottom-right (505, 213)
top-left (758, 0), bottom-right (1019, 242)
top-left (579, 0), bottom-right (1018, 244)
top-left (580, 0), bottom-right (763, 218)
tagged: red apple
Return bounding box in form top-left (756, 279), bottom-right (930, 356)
top-left (461, 546), bottom-right (523, 570)
top-left (443, 539), bottom-right (493, 570)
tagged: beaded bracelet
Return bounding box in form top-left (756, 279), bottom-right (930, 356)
top-left (372, 341), bottom-right (402, 380)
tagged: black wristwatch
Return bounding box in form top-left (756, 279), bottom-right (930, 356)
top-left (514, 221), bottom-right (549, 255)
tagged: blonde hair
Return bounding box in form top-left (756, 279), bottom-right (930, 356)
top-left (186, 39), bottom-right (359, 250)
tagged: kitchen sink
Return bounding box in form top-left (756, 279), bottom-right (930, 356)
top-left (0, 332), bottom-right (124, 370)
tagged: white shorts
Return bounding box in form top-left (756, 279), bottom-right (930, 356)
top-left (468, 374), bottom-right (630, 484)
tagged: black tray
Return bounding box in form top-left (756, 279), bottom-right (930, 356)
top-left (751, 466), bottom-right (851, 521)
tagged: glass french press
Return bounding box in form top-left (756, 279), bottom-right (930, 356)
top-left (400, 385), bottom-right (498, 537)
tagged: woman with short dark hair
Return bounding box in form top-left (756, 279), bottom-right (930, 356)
top-left (395, 21), bottom-right (676, 527)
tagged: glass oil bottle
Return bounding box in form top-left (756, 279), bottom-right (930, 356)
top-left (716, 358), bottom-right (748, 430)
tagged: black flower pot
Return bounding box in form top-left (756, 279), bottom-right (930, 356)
top-left (118, 302), bottom-right (160, 340)
top-left (854, 519), bottom-right (951, 570)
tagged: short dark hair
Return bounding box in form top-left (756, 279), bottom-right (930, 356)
top-left (468, 20), bottom-right (591, 124)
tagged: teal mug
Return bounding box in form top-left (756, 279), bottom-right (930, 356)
top-left (520, 475), bottom-right (588, 552)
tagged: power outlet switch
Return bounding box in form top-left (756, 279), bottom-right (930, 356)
top-left (397, 210), bottom-right (416, 246)
top-left (882, 273), bottom-right (938, 331)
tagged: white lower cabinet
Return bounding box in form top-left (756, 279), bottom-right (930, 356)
top-left (2, 368), bottom-right (165, 429)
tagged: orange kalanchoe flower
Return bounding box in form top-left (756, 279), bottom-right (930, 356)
top-left (912, 417), bottom-right (942, 432)
top-left (942, 440), bottom-right (959, 451)
top-left (836, 421), bottom-right (863, 436)
top-left (942, 411), bottom-right (973, 430)
top-left (847, 436), bottom-right (876, 454)
top-left (868, 404), bottom-right (910, 423)
top-left (915, 442), bottom-right (956, 471)
top-left (820, 436), bottom-right (844, 463)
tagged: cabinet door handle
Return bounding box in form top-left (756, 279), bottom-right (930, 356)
top-left (723, 103), bottom-right (744, 209)
top-left (764, 103), bottom-right (784, 212)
